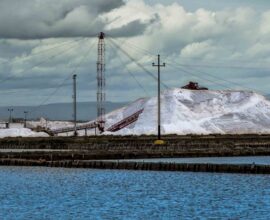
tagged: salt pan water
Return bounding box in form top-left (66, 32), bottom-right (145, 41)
top-left (0, 166), bottom-right (270, 219)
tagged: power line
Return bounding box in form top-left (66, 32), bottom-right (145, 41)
top-left (0, 89), bottom-right (33, 96)
top-left (110, 36), bottom-right (270, 69)
top-left (165, 58), bottom-right (267, 94)
top-left (174, 62), bottom-right (270, 70)
top-left (107, 36), bottom-right (169, 59)
top-left (110, 42), bottom-right (150, 97)
top-left (30, 76), bottom-right (72, 115)
top-left (119, 38), bottom-right (267, 93)
top-left (174, 55), bottom-right (270, 65)
top-left (108, 37), bottom-right (169, 89)
top-left (0, 38), bottom-right (85, 66)
top-left (110, 37), bottom-right (233, 90)
top-left (183, 65), bottom-right (266, 94)
top-left (30, 40), bottom-right (96, 115)
top-left (0, 38), bottom-right (86, 84)
top-left (109, 38), bottom-right (234, 90)
top-left (110, 37), bottom-right (230, 90)
top-left (167, 64), bottom-right (233, 90)
top-left (110, 37), bottom-right (270, 94)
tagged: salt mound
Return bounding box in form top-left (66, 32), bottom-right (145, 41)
top-left (104, 88), bottom-right (270, 135)
top-left (0, 128), bottom-right (49, 138)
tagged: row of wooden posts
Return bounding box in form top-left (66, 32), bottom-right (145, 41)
top-left (0, 159), bottom-right (269, 174)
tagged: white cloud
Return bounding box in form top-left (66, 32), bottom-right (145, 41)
top-left (1, 0), bottom-right (270, 106)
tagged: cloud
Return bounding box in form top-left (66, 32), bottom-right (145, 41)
top-left (1, 0), bottom-right (270, 107)
top-left (106, 19), bottom-right (151, 37)
top-left (0, 0), bottom-right (153, 39)
top-left (105, 1), bottom-right (270, 93)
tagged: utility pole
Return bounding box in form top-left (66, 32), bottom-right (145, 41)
top-left (152, 54), bottom-right (165, 144)
top-left (8, 108), bottom-right (13, 125)
top-left (73, 74), bottom-right (77, 136)
top-left (24, 111), bottom-right (28, 128)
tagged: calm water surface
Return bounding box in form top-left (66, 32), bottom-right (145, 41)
top-left (0, 166), bottom-right (270, 219)
top-left (115, 156), bottom-right (270, 165)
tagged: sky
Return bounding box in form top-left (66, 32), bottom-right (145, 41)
top-left (146, 0), bottom-right (268, 11)
top-left (0, 0), bottom-right (270, 109)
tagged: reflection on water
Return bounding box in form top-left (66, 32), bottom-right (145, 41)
top-left (116, 156), bottom-right (270, 165)
top-left (0, 166), bottom-right (270, 219)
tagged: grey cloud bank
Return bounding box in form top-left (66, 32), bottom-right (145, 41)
top-left (0, 0), bottom-right (270, 107)
top-left (0, 0), bottom-right (151, 39)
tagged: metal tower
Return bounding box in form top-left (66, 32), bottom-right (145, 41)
top-left (97, 32), bottom-right (106, 132)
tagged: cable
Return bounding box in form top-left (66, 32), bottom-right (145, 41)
top-left (183, 65), bottom-right (266, 94)
top-left (0, 38), bottom-right (84, 84)
top-left (174, 62), bottom-right (270, 70)
top-left (0, 38), bottom-right (85, 84)
top-left (109, 37), bottom-right (265, 93)
top-left (106, 35), bottom-right (168, 59)
top-left (0, 89), bottom-right (32, 95)
top-left (30, 40), bottom-right (96, 115)
top-left (110, 37), bottom-right (229, 90)
top-left (128, 43), bottom-right (266, 93)
top-left (110, 42), bottom-right (150, 96)
top-left (109, 36), bottom-right (270, 69)
top-left (108, 37), bottom-right (169, 89)
top-left (165, 58), bottom-right (267, 94)
top-left (166, 63), bottom-right (232, 90)
top-left (0, 38), bottom-right (84, 66)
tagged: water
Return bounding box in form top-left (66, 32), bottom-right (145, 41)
top-left (114, 156), bottom-right (270, 165)
top-left (0, 167), bottom-right (270, 219)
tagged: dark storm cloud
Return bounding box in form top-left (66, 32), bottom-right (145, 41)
top-left (0, 0), bottom-right (150, 39)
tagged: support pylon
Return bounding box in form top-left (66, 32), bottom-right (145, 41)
top-left (97, 32), bottom-right (105, 132)
top-left (152, 54), bottom-right (165, 144)
top-left (73, 74), bottom-right (77, 136)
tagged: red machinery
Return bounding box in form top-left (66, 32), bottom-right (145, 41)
top-left (181, 82), bottom-right (208, 90)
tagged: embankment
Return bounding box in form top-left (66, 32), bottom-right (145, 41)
top-left (1, 134), bottom-right (270, 160)
top-left (1, 134), bottom-right (270, 174)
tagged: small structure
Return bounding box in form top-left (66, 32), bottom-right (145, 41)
top-left (0, 122), bottom-right (9, 129)
top-left (181, 82), bottom-right (208, 90)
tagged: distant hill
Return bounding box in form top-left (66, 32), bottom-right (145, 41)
top-left (0, 101), bottom-right (128, 121)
